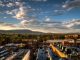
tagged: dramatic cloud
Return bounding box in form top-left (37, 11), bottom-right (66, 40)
top-left (0, 19), bottom-right (80, 33)
top-left (62, 0), bottom-right (80, 11)
top-left (53, 0), bottom-right (80, 16)
top-left (64, 19), bottom-right (80, 29)
top-left (0, 0), bottom-right (80, 33)
top-left (6, 2), bottom-right (15, 7)
top-left (14, 6), bottom-right (27, 19)
top-left (0, 1), bottom-right (33, 21)
top-left (0, 22), bottom-right (16, 30)
top-left (19, 19), bottom-right (80, 33)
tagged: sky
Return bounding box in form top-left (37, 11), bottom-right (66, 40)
top-left (0, 0), bottom-right (80, 33)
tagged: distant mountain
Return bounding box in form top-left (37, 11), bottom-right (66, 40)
top-left (0, 29), bottom-right (44, 34)
top-left (0, 29), bottom-right (80, 35)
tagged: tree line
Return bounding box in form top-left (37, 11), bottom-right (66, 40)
top-left (0, 33), bottom-right (80, 45)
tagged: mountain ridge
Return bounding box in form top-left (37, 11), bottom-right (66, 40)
top-left (0, 29), bottom-right (80, 34)
top-left (0, 29), bottom-right (44, 34)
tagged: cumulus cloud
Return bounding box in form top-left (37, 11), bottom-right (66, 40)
top-left (0, 19), bottom-right (80, 33)
top-left (6, 2), bottom-right (34, 21)
top-left (62, 0), bottom-right (80, 11)
top-left (53, 0), bottom-right (80, 16)
top-left (0, 22), bottom-right (16, 30)
top-left (0, 0), bottom-right (80, 33)
top-left (20, 19), bottom-right (40, 27)
top-left (18, 18), bottom-right (80, 33)
top-left (54, 9), bottom-right (67, 15)
top-left (6, 2), bottom-right (15, 7)
top-left (0, 21), bottom-right (27, 30)
top-left (0, 1), bottom-right (24, 7)
top-left (20, 20), bottom-right (29, 26)
top-left (3, 17), bottom-right (7, 19)
top-left (13, 6), bottom-right (27, 19)
top-left (0, 1), bottom-right (32, 21)
top-left (64, 19), bottom-right (80, 29)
